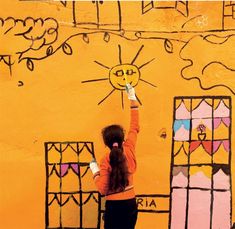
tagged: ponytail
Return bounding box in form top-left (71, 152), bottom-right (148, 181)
top-left (109, 146), bottom-right (129, 192)
top-left (102, 124), bottom-right (129, 192)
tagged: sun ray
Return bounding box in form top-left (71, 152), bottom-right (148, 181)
top-left (140, 78), bottom-right (157, 88)
top-left (118, 44), bottom-right (122, 64)
top-left (81, 78), bottom-right (109, 83)
top-left (94, 60), bottom-right (110, 70)
top-left (131, 45), bottom-right (144, 65)
top-left (135, 93), bottom-right (142, 105)
top-left (98, 89), bottom-right (116, 105)
top-left (138, 58), bottom-right (155, 70)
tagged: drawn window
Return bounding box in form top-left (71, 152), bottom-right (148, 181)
top-left (45, 142), bottom-right (101, 229)
top-left (142, 0), bottom-right (188, 17)
top-left (170, 97), bottom-right (232, 229)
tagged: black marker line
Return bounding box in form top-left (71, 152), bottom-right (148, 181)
top-left (131, 45), bottom-right (144, 65)
top-left (94, 60), bottom-right (110, 70)
top-left (139, 78), bottom-right (157, 88)
top-left (98, 89), bottom-right (115, 105)
top-left (138, 58), bottom-right (155, 70)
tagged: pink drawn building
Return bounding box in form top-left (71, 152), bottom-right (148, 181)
top-left (170, 96), bottom-right (232, 229)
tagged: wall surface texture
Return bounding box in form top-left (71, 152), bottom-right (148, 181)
top-left (0, 1), bottom-right (234, 229)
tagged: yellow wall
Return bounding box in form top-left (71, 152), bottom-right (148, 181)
top-left (0, 1), bottom-right (234, 228)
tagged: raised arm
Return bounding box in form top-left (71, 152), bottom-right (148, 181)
top-left (125, 86), bottom-right (139, 149)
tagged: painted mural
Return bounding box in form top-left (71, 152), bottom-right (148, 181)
top-left (0, 1), bottom-right (234, 229)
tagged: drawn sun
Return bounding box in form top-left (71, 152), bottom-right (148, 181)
top-left (82, 45), bottom-right (156, 108)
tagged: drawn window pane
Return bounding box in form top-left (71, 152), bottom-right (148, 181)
top-left (191, 118), bottom-right (212, 141)
top-left (61, 164), bottom-right (80, 192)
top-left (61, 194), bottom-right (80, 228)
top-left (189, 165), bottom-right (212, 189)
top-left (212, 191), bottom-right (231, 228)
top-left (82, 193), bottom-right (100, 228)
top-left (48, 195), bottom-right (60, 228)
top-left (173, 119), bottom-right (190, 141)
top-left (213, 99), bottom-right (230, 118)
top-left (61, 143), bottom-right (78, 163)
top-left (189, 140), bottom-right (212, 164)
top-left (47, 144), bottom-right (61, 163)
top-left (213, 140), bottom-right (229, 164)
top-left (78, 142), bottom-right (94, 163)
top-left (213, 117), bottom-right (230, 139)
top-left (175, 99), bottom-right (191, 120)
top-left (171, 166), bottom-right (188, 188)
top-left (188, 190), bottom-right (211, 228)
top-left (192, 99), bottom-right (213, 119)
top-left (48, 165), bottom-right (60, 192)
top-left (170, 189), bottom-right (187, 229)
top-left (212, 165), bottom-right (230, 190)
top-left (173, 141), bottom-right (189, 165)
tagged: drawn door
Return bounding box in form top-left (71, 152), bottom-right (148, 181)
top-left (170, 97), bottom-right (232, 229)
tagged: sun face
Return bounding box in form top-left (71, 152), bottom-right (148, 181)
top-left (109, 64), bottom-right (140, 90)
top-left (82, 44), bottom-right (156, 108)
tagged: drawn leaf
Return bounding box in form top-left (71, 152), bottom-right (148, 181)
top-left (82, 34), bottom-right (89, 44)
top-left (26, 58), bottom-right (34, 71)
top-left (164, 39), bottom-right (173, 53)
top-left (62, 42), bottom-right (73, 55)
top-left (46, 45), bottom-right (53, 56)
top-left (47, 28), bottom-right (57, 35)
top-left (103, 32), bottom-right (110, 42)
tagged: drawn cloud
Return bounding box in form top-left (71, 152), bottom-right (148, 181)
top-left (0, 17), bottom-right (58, 54)
top-left (180, 34), bottom-right (235, 95)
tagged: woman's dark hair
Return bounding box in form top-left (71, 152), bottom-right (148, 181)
top-left (102, 125), bottom-right (129, 192)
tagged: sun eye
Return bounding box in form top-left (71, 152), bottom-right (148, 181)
top-left (114, 69), bottom-right (124, 77)
top-left (126, 69), bottom-right (136, 75)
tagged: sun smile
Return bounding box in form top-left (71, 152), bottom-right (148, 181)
top-left (117, 81), bottom-right (133, 88)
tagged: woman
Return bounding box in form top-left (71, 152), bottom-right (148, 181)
top-left (90, 84), bottom-right (139, 229)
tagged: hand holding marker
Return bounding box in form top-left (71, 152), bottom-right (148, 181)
top-left (89, 158), bottom-right (100, 175)
top-left (125, 74), bottom-right (137, 101)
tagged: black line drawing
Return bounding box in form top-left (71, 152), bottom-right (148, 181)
top-left (18, 81), bottom-right (24, 87)
top-left (4, 1), bottom-right (234, 80)
top-left (18, 0), bottom-right (235, 32)
top-left (5, 1), bottom-right (234, 228)
top-left (29, 0), bottom-right (122, 30)
top-left (169, 96), bottom-right (232, 229)
top-left (223, 1), bottom-right (235, 30)
top-left (45, 142), bottom-right (174, 229)
top-left (136, 194), bottom-right (170, 213)
top-left (81, 44), bottom-right (156, 108)
top-left (45, 141), bottom-right (101, 229)
top-left (180, 34), bottom-right (235, 95)
top-left (142, 0), bottom-right (189, 17)
top-left (0, 17), bottom-right (59, 75)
